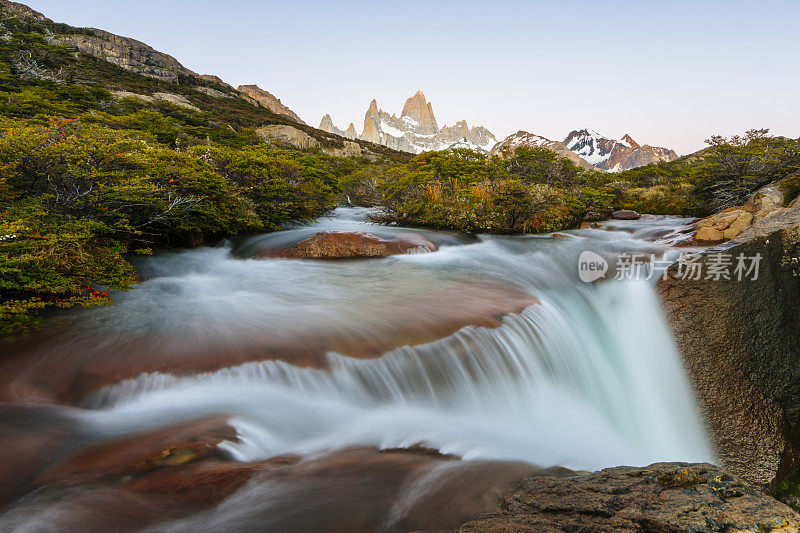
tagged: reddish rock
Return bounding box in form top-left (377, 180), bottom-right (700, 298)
top-left (0, 282), bottom-right (536, 403)
top-left (35, 416), bottom-right (237, 488)
top-left (258, 230), bottom-right (437, 259)
top-left (611, 209), bottom-right (642, 220)
top-left (0, 405), bottom-right (78, 503)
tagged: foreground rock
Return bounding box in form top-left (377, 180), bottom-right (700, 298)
top-left (0, 446), bottom-right (542, 532)
top-left (657, 205), bottom-right (800, 491)
top-left (459, 462), bottom-right (800, 532)
top-left (258, 230), bottom-right (438, 259)
top-left (685, 182), bottom-right (789, 245)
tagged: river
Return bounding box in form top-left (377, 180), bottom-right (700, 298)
top-left (0, 208), bottom-right (713, 531)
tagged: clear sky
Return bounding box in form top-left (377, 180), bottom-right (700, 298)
top-left (23, 0), bottom-right (800, 155)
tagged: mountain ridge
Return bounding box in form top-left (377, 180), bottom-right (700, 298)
top-left (321, 91), bottom-right (498, 154)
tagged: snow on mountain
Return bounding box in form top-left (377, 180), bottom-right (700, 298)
top-left (562, 129), bottom-right (678, 172)
top-left (319, 90), bottom-right (497, 154)
top-left (489, 131), bottom-right (598, 171)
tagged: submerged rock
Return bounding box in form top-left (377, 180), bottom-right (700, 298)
top-left (258, 230), bottom-right (437, 259)
top-left (611, 209), bottom-right (642, 220)
top-left (458, 462), bottom-right (800, 532)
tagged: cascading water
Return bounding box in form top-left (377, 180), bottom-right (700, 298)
top-left (0, 208), bottom-right (716, 531)
top-left (64, 209), bottom-right (712, 472)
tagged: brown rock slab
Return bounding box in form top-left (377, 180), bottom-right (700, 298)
top-left (259, 230), bottom-right (437, 259)
top-left (695, 226), bottom-right (725, 244)
top-left (0, 281), bottom-right (537, 403)
top-left (457, 463), bottom-right (800, 532)
top-left (34, 416), bottom-right (237, 488)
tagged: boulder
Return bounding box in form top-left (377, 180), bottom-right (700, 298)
top-left (695, 226), bottom-right (725, 244)
top-left (256, 125), bottom-right (320, 150)
top-left (458, 462), bottom-right (800, 532)
top-left (260, 230), bottom-right (437, 259)
top-left (722, 211), bottom-right (754, 239)
top-left (611, 209), bottom-right (641, 220)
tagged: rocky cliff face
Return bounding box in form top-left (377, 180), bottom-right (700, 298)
top-left (237, 85), bottom-right (306, 124)
top-left (60, 29), bottom-right (199, 83)
top-left (657, 188), bottom-right (800, 495)
top-left (563, 129), bottom-right (679, 171)
top-left (320, 90), bottom-right (497, 154)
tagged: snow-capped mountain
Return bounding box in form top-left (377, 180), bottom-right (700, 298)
top-left (562, 129), bottom-right (678, 172)
top-left (489, 131), bottom-right (597, 170)
top-left (319, 90), bottom-right (497, 154)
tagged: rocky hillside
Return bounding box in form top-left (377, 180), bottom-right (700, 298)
top-left (320, 90), bottom-right (498, 154)
top-left (563, 128), bottom-right (679, 171)
top-left (0, 0), bottom-right (410, 162)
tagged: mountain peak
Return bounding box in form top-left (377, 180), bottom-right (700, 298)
top-left (621, 134), bottom-right (640, 149)
top-left (401, 90), bottom-right (438, 135)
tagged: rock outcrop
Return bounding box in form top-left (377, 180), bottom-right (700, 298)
top-left (459, 462), bottom-right (800, 532)
top-left (321, 90), bottom-right (497, 154)
top-left (111, 91), bottom-right (201, 112)
top-left (657, 202), bottom-right (800, 491)
top-left (61, 30), bottom-right (199, 83)
top-left (256, 124), bottom-right (320, 150)
top-left (0, 0), bottom-right (48, 21)
top-left (258, 230), bottom-right (437, 259)
top-left (676, 182), bottom-right (787, 245)
top-left (236, 84), bottom-right (306, 124)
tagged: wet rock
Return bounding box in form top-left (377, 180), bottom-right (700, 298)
top-left (611, 210), bottom-right (642, 220)
top-left (579, 221), bottom-right (600, 229)
top-left (34, 416), bottom-right (237, 488)
top-left (260, 230), bottom-right (437, 259)
top-left (457, 462), bottom-right (800, 532)
top-left (0, 448), bottom-right (544, 533)
top-left (0, 282), bottom-right (537, 403)
top-left (657, 216), bottom-right (800, 489)
top-left (0, 405), bottom-right (80, 503)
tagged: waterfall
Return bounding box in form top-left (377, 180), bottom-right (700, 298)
top-left (80, 236), bottom-right (712, 471)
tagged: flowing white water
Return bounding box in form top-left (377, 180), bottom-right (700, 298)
top-left (67, 209), bottom-right (712, 472)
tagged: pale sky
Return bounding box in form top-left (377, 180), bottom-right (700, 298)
top-left (24, 0), bottom-right (800, 155)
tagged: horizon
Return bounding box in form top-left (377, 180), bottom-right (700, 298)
top-left (22, 0), bottom-right (800, 155)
